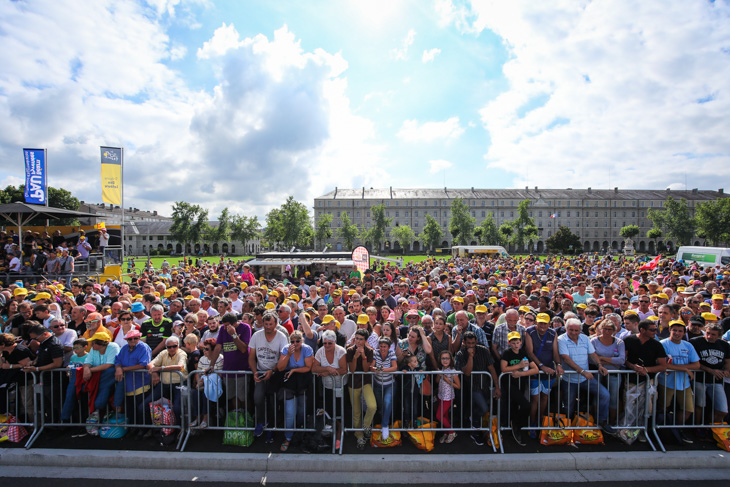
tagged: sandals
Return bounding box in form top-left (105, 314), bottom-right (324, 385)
top-left (280, 440), bottom-right (290, 452)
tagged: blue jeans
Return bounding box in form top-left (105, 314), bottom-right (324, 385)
top-left (373, 382), bottom-right (394, 428)
top-left (61, 367), bottom-right (116, 420)
top-left (561, 378), bottom-right (610, 423)
top-left (470, 387), bottom-right (490, 428)
top-left (284, 394), bottom-right (306, 441)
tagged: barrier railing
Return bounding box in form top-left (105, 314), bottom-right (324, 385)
top-left (182, 370), bottom-right (341, 453)
top-left (651, 371), bottom-right (728, 452)
top-left (497, 369), bottom-right (656, 452)
top-left (27, 368), bottom-right (185, 449)
top-left (0, 370), bottom-right (39, 447)
top-left (341, 370), bottom-right (496, 453)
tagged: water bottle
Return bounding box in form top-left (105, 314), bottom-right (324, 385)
top-left (522, 358), bottom-right (529, 372)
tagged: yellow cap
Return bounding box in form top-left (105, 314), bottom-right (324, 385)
top-left (357, 314), bottom-right (369, 325)
top-left (536, 313), bottom-right (551, 324)
top-left (507, 331), bottom-right (521, 341)
top-left (701, 312), bottom-right (719, 322)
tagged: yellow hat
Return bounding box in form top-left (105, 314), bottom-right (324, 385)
top-left (677, 287), bottom-right (685, 292)
top-left (701, 312), bottom-right (719, 322)
top-left (332, 290), bottom-right (342, 297)
top-left (656, 293), bottom-right (669, 300)
top-left (89, 331), bottom-right (112, 342)
top-left (647, 315), bottom-right (659, 321)
top-left (475, 305), bottom-right (488, 313)
top-left (290, 294), bottom-right (300, 302)
top-left (507, 331), bottom-right (521, 341)
top-left (668, 319), bottom-right (686, 328)
top-left (536, 313), bottom-right (551, 324)
top-left (164, 289), bottom-right (174, 298)
top-left (133, 294), bottom-right (143, 300)
top-left (153, 291), bottom-right (160, 297)
top-left (452, 296), bottom-right (464, 303)
top-left (265, 302), bottom-right (275, 310)
top-left (269, 291), bottom-right (280, 297)
top-left (518, 305), bottom-right (531, 313)
top-left (13, 288), bottom-right (28, 296)
top-left (184, 295), bottom-right (193, 300)
top-left (32, 292), bottom-right (51, 301)
top-left (488, 297), bottom-right (497, 304)
top-left (322, 314), bottom-right (337, 325)
top-left (357, 314), bottom-right (369, 325)
top-left (624, 310), bottom-right (638, 317)
top-left (711, 294), bottom-right (724, 300)
top-left (699, 302), bottom-right (711, 308)
top-left (348, 289), bottom-right (356, 296)
top-left (540, 287), bottom-right (550, 292)
top-left (240, 283), bottom-right (248, 289)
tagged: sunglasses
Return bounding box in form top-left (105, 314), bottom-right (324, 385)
top-left (87, 319), bottom-right (100, 324)
top-left (126, 337), bottom-right (140, 341)
top-left (185, 320), bottom-right (196, 323)
top-left (52, 325), bottom-right (65, 329)
top-left (119, 317), bottom-right (132, 321)
top-left (291, 339), bottom-right (302, 343)
top-left (166, 344), bottom-right (179, 349)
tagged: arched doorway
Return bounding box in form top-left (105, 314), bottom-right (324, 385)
top-left (592, 241), bottom-right (600, 251)
top-left (537, 241), bottom-right (544, 253)
top-left (203, 244), bottom-right (210, 254)
top-left (412, 241), bottom-right (420, 252)
top-left (665, 241), bottom-right (673, 252)
top-left (142, 245), bottom-right (146, 254)
top-left (602, 241), bottom-right (609, 251)
top-left (213, 243), bottom-right (219, 254)
top-left (166, 244), bottom-right (172, 251)
top-left (394, 241), bottom-right (401, 250)
top-left (639, 241), bottom-right (646, 252)
top-left (231, 244), bottom-right (236, 254)
top-left (176, 243), bottom-right (182, 254)
top-left (694, 241), bottom-right (701, 246)
top-left (157, 244), bottom-right (163, 250)
top-left (470, 241), bottom-right (477, 246)
top-left (441, 240), bottom-right (449, 248)
top-left (222, 243), bottom-right (229, 254)
top-left (194, 244), bottom-right (201, 254)
top-left (612, 241), bottom-right (618, 250)
top-left (648, 241), bottom-right (655, 254)
top-left (584, 241), bottom-right (591, 252)
top-left (185, 244), bottom-right (191, 254)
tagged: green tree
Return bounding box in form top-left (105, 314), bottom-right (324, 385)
top-left (169, 201), bottom-right (209, 256)
top-left (362, 204), bottom-right (392, 251)
top-left (393, 225), bottom-right (415, 253)
top-left (619, 225), bottom-right (640, 240)
top-left (499, 223), bottom-right (513, 246)
top-left (546, 226), bottom-right (582, 254)
top-left (0, 185), bottom-right (81, 225)
top-left (505, 199), bottom-right (537, 252)
top-left (204, 207), bottom-right (232, 244)
top-left (265, 196), bottom-right (313, 249)
top-left (338, 212), bottom-right (359, 250)
top-left (448, 197), bottom-right (475, 245)
top-left (647, 196), bottom-right (695, 246)
top-left (230, 214), bottom-right (260, 248)
top-left (695, 198), bottom-right (730, 246)
top-left (315, 213), bottom-right (333, 250)
top-left (476, 212), bottom-right (501, 245)
top-left (420, 214), bottom-right (444, 252)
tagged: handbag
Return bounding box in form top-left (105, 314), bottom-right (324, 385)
top-left (539, 413), bottom-right (571, 446)
top-left (420, 376), bottom-right (432, 397)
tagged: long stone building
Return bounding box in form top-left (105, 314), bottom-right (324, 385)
top-left (314, 187), bottom-right (728, 254)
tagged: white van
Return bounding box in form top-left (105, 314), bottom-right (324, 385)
top-left (675, 246), bottom-right (730, 268)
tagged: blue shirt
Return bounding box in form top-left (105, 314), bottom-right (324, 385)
top-left (114, 342), bottom-right (152, 394)
top-left (281, 344), bottom-right (313, 370)
top-left (658, 339), bottom-right (699, 390)
top-left (558, 333), bottom-right (595, 384)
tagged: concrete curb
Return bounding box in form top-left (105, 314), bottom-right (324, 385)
top-left (2, 449), bottom-right (729, 473)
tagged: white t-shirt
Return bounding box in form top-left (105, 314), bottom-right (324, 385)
top-left (314, 344), bottom-right (348, 390)
top-left (249, 329), bottom-right (288, 371)
top-left (230, 299), bottom-right (243, 314)
top-left (9, 257), bottom-right (21, 272)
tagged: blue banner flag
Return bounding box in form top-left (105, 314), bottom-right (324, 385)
top-left (23, 148), bottom-right (46, 204)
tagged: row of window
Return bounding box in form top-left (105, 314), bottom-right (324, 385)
top-left (318, 199), bottom-right (673, 208)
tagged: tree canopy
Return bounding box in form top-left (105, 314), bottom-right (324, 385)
top-left (420, 214), bottom-right (444, 252)
top-left (338, 212), bottom-right (359, 251)
top-left (362, 204), bottom-right (391, 251)
top-left (169, 201), bottom-right (209, 254)
top-left (0, 184), bottom-right (80, 225)
top-left (476, 212), bottom-right (502, 246)
top-left (449, 197), bottom-right (475, 245)
top-left (647, 196), bottom-right (695, 246)
top-left (694, 198), bottom-right (730, 246)
top-left (264, 196), bottom-right (313, 249)
top-left (619, 225), bottom-right (640, 240)
top-left (505, 199), bottom-right (537, 252)
top-left (315, 214), bottom-right (333, 250)
top-left (546, 226), bottom-right (582, 254)
top-left (393, 225), bottom-right (415, 252)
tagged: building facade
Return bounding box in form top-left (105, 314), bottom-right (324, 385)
top-left (314, 187), bottom-right (728, 254)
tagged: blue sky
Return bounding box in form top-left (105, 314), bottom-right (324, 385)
top-left (1, 0), bottom-right (729, 221)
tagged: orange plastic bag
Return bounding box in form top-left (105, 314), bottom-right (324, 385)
top-left (406, 417), bottom-right (435, 452)
top-left (711, 422), bottom-right (730, 452)
top-left (539, 413), bottom-right (571, 446)
top-left (370, 422), bottom-right (402, 448)
top-left (571, 413), bottom-right (604, 445)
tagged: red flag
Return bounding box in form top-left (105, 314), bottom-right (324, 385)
top-left (638, 255), bottom-right (661, 270)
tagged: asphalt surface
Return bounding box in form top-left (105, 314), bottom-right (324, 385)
top-left (0, 481), bottom-right (726, 487)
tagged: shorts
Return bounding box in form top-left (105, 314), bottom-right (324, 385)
top-left (693, 382), bottom-right (728, 413)
top-left (224, 374), bottom-right (248, 402)
top-left (530, 377), bottom-right (556, 396)
top-left (658, 384), bottom-right (694, 412)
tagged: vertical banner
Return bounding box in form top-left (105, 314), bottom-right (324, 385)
top-left (23, 148), bottom-right (47, 204)
top-left (352, 245), bottom-right (370, 279)
top-left (100, 146), bottom-right (122, 205)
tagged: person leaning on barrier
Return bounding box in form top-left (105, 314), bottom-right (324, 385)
top-left (590, 320), bottom-right (625, 424)
top-left (524, 312), bottom-right (563, 435)
top-left (207, 312), bottom-right (251, 413)
top-left (312, 329), bottom-right (348, 450)
top-left (140, 304), bottom-right (174, 358)
top-left (346, 328), bottom-right (376, 450)
top-left (690, 322), bottom-right (730, 426)
top-left (276, 329), bottom-right (314, 452)
top-left (0, 332), bottom-right (33, 414)
top-left (558, 318), bottom-right (614, 435)
top-left (113, 329), bottom-right (152, 437)
top-left (249, 312), bottom-right (288, 441)
top-left (500, 330), bottom-right (539, 446)
top-left (657, 319), bottom-right (700, 445)
top-left (455, 330), bottom-right (501, 446)
top-left (140, 335), bottom-right (188, 437)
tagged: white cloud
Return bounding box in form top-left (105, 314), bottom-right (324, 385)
top-left (458, 1), bottom-right (730, 190)
top-left (429, 159), bottom-right (453, 174)
top-left (390, 29), bottom-right (416, 60)
top-left (422, 48), bottom-right (441, 63)
top-left (0, 2), bottom-right (384, 220)
top-left (397, 117), bottom-right (465, 143)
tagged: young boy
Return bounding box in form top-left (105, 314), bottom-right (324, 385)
top-left (500, 331), bottom-right (539, 446)
top-left (400, 354), bottom-right (423, 428)
top-left (69, 338), bottom-right (88, 366)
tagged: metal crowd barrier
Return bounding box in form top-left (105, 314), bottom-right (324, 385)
top-left (27, 368), bottom-right (185, 449)
top-left (0, 371), bottom-right (39, 447)
top-left (182, 370), bottom-right (341, 453)
top-left (651, 372), bottom-right (729, 452)
top-left (497, 369), bottom-right (656, 452)
top-left (342, 370), bottom-right (496, 454)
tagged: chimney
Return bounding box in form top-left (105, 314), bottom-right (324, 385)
top-left (362, 187), bottom-right (365, 198)
top-left (614, 187), bottom-right (618, 193)
top-left (587, 187), bottom-right (592, 193)
top-left (153, 211), bottom-right (157, 216)
top-left (525, 186), bottom-right (528, 190)
top-left (692, 188), bottom-right (698, 194)
top-left (390, 186), bottom-right (393, 198)
top-left (334, 187), bottom-right (338, 198)
top-left (719, 189), bottom-right (724, 194)
top-left (535, 186), bottom-right (538, 191)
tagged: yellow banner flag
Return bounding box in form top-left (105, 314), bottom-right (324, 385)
top-left (100, 147), bottom-right (122, 206)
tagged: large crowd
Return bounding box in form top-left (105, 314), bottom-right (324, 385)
top-left (2, 231), bottom-right (730, 452)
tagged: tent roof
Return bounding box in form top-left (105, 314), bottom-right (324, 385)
top-left (0, 202), bottom-right (97, 219)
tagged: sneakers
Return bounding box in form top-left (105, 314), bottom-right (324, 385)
top-left (265, 431), bottom-right (274, 444)
top-left (445, 432), bottom-right (457, 444)
top-left (381, 427), bottom-right (390, 441)
top-left (199, 421), bottom-right (208, 429)
top-left (439, 433), bottom-right (447, 444)
top-left (470, 432), bottom-right (485, 446)
top-left (600, 423), bottom-right (616, 436)
top-left (254, 423), bottom-right (265, 437)
top-left (678, 431), bottom-right (694, 445)
top-left (356, 437), bottom-right (367, 450)
top-left (511, 422), bottom-right (525, 447)
top-left (190, 419), bottom-right (199, 428)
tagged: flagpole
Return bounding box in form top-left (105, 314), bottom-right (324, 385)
top-left (121, 147), bottom-right (125, 273)
top-left (44, 148), bottom-right (49, 228)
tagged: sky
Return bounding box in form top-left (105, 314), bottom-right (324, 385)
top-left (1, 0), bottom-right (729, 222)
